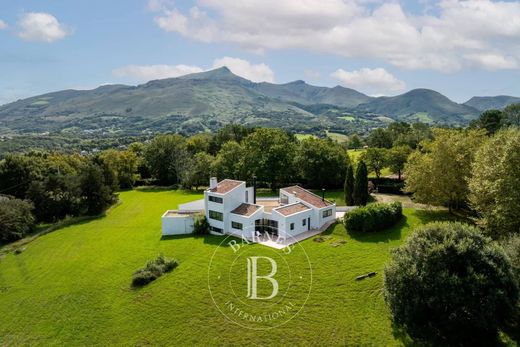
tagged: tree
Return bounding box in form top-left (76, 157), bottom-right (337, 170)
top-left (384, 222), bottom-right (518, 346)
top-left (0, 153), bottom-right (45, 199)
top-left (344, 163), bottom-right (355, 206)
top-left (193, 215), bottom-right (210, 235)
top-left (182, 152), bottom-right (214, 189)
top-left (211, 141), bottom-right (245, 180)
top-left (0, 198), bottom-right (35, 242)
top-left (470, 109), bottom-right (504, 135)
top-left (353, 161), bottom-right (368, 206)
top-left (79, 163), bottom-right (115, 215)
top-left (186, 133), bottom-right (213, 154)
top-left (209, 124), bottom-right (255, 154)
top-left (144, 134), bottom-right (187, 185)
top-left (469, 128), bottom-right (520, 237)
top-left (404, 129), bottom-right (485, 212)
top-left (348, 135), bottom-right (362, 150)
top-left (27, 174), bottom-right (82, 222)
top-left (241, 128), bottom-right (296, 189)
top-left (394, 122), bottom-right (433, 149)
top-left (295, 138), bottom-right (349, 188)
top-left (386, 145), bottom-right (411, 180)
top-left (504, 103), bottom-right (520, 127)
top-left (361, 148), bottom-right (387, 179)
top-left (100, 149), bottom-right (140, 188)
top-left (367, 128), bottom-right (392, 148)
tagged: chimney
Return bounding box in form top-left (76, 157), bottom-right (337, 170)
top-left (252, 175), bottom-right (257, 204)
top-left (321, 188), bottom-right (325, 201)
top-left (209, 177), bottom-right (218, 190)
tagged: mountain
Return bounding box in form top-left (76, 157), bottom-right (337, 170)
top-left (0, 67), bottom-right (509, 136)
top-left (253, 80), bottom-right (371, 108)
top-left (463, 96), bottom-right (520, 111)
top-left (355, 89), bottom-right (479, 124)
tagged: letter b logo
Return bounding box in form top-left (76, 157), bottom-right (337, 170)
top-left (246, 256), bottom-right (279, 300)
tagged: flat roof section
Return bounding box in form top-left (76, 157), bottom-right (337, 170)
top-left (281, 185), bottom-right (333, 208)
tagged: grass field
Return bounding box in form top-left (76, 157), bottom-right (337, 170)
top-left (294, 133), bottom-right (317, 140)
top-left (326, 131), bottom-right (349, 143)
top-left (0, 189), bottom-right (457, 346)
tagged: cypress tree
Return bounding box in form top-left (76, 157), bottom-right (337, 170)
top-left (344, 163), bottom-right (355, 206)
top-left (353, 160), bottom-right (368, 206)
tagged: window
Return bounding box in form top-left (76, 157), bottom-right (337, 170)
top-left (209, 196), bottom-right (223, 204)
top-left (231, 221), bottom-right (243, 230)
top-left (290, 223), bottom-right (295, 230)
top-left (322, 209), bottom-right (333, 218)
top-left (302, 219), bottom-right (306, 226)
top-left (245, 191), bottom-right (249, 203)
top-left (210, 226), bottom-right (223, 234)
top-left (280, 194), bottom-right (289, 204)
top-left (209, 210), bottom-right (223, 221)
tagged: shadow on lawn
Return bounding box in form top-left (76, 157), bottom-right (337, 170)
top-left (160, 234), bottom-right (234, 247)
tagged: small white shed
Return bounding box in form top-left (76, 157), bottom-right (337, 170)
top-left (161, 210), bottom-right (198, 236)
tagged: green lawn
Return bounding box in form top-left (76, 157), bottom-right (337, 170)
top-left (0, 189), bottom-right (456, 346)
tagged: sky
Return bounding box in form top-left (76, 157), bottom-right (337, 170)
top-left (1, 0), bottom-right (520, 105)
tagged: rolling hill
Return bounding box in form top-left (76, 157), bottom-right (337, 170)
top-left (464, 95), bottom-right (520, 111)
top-left (1, 66), bottom-right (515, 135)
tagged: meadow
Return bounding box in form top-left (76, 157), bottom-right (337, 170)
top-left (0, 189), bottom-right (456, 346)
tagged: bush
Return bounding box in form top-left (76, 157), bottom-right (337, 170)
top-left (132, 255), bottom-right (178, 287)
top-left (384, 222), bottom-right (519, 346)
top-left (344, 202), bottom-right (402, 232)
top-left (193, 215), bottom-right (210, 235)
top-left (0, 198), bottom-right (35, 242)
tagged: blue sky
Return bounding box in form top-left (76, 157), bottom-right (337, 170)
top-left (1, 0), bottom-right (519, 105)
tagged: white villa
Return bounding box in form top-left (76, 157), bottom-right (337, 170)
top-left (162, 177), bottom-right (336, 242)
top-left (203, 178), bottom-right (336, 241)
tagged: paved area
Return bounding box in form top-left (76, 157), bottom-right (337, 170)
top-left (254, 220), bottom-right (336, 249)
top-left (178, 199), bottom-right (205, 211)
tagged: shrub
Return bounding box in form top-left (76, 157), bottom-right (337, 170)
top-left (193, 214), bottom-right (210, 235)
top-left (132, 255), bottom-right (178, 287)
top-left (384, 222), bottom-right (519, 346)
top-left (344, 202), bottom-right (402, 232)
top-left (0, 198), bottom-right (35, 242)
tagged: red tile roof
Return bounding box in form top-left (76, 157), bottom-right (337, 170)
top-left (275, 202), bottom-right (310, 216)
top-left (281, 186), bottom-right (333, 208)
top-left (231, 203), bottom-right (261, 216)
top-left (210, 179), bottom-right (243, 194)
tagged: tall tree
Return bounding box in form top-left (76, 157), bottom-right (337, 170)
top-left (353, 161), bottom-right (368, 206)
top-left (367, 128), bottom-right (392, 148)
top-left (344, 163), bottom-right (355, 206)
top-left (79, 163), bottom-right (115, 215)
top-left (386, 145), bottom-right (411, 180)
top-left (144, 134), bottom-right (187, 185)
top-left (469, 128), bottom-right (520, 237)
top-left (361, 148), bottom-right (387, 179)
top-left (211, 141), bottom-right (245, 180)
top-left (295, 138), bottom-right (349, 188)
top-left (404, 129), bottom-right (485, 212)
top-left (470, 109), bottom-right (504, 135)
top-left (348, 135), bottom-right (362, 150)
top-left (504, 103), bottom-right (520, 127)
top-left (0, 198), bottom-right (35, 242)
top-left (241, 128), bottom-right (296, 189)
top-left (182, 152), bottom-right (214, 190)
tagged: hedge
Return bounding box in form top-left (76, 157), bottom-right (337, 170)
top-left (132, 255), bottom-right (178, 287)
top-left (344, 202), bottom-right (403, 233)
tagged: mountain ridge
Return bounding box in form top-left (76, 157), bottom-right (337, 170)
top-left (0, 67), bottom-right (518, 136)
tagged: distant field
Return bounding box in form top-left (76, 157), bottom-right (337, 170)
top-left (339, 115), bottom-right (355, 121)
top-left (410, 112), bottom-right (432, 123)
top-left (0, 189), bottom-right (458, 346)
top-left (326, 131), bottom-right (349, 143)
top-left (294, 133), bottom-right (317, 140)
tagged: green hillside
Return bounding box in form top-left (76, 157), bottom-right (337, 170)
top-left (464, 95), bottom-right (520, 111)
top-left (0, 189), bottom-right (457, 346)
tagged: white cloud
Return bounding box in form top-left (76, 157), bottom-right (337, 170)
top-left (112, 64), bottom-right (204, 81)
top-left (332, 67), bottom-right (406, 95)
top-left (17, 12), bottom-right (68, 43)
top-left (112, 57), bottom-right (275, 83)
top-left (152, 0), bottom-right (520, 72)
top-left (212, 57), bottom-right (275, 82)
top-left (0, 20), bottom-right (7, 30)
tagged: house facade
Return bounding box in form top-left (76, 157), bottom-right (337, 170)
top-left (204, 178), bottom-right (336, 241)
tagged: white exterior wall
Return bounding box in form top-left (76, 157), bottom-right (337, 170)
top-left (228, 207), bottom-right (264, 240)
top-left (271, 208), bottom-right (313, 240)
top-left (162, 214), bottom-right (195, 235)
top-left (205, 182), bottom-right (246, 235)
top-left (317, 205), bottom-right (336, 227)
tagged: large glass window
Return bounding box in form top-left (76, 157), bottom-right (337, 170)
top-left (322, 209), bottom-right (333, 218)
top-left (209, 196), bottom-right (223, 204)
top-left (209, 210), bottom-right (223, 221)
top-left (210, 226), bottom-right (223, 234)
top-left (231, 221), bottom-right (243, 230)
